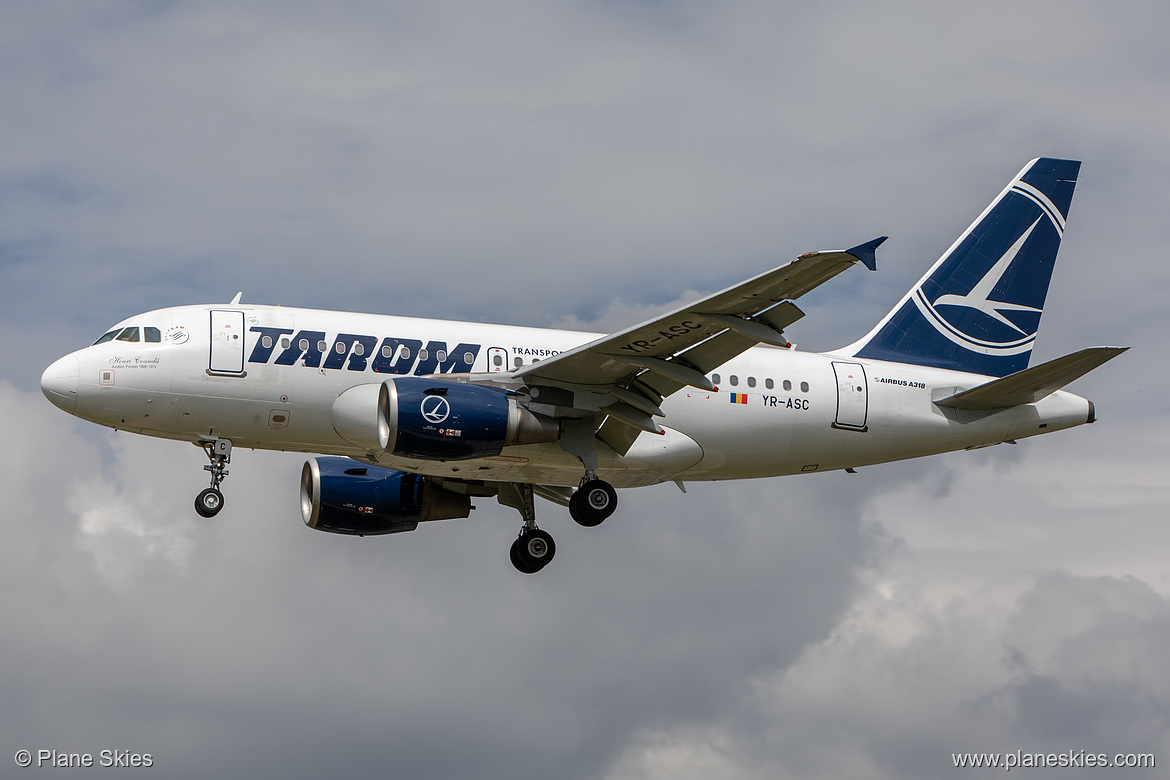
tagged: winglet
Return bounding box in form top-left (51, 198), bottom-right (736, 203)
top-left (846, 236), bottom-right (887, 271)
top-left (229, 292), bottom-right (243, 305)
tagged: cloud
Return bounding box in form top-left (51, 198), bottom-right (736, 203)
top-left (606, 445), bottom-right (1170, 778)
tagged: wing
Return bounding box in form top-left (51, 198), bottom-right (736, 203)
top-left (513, 237), bottom-right (886, 452)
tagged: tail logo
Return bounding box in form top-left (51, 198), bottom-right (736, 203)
top-left (911, 182), bottom-right (1066, 357)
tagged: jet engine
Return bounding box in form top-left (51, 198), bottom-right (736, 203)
top-left (332, 378), bottom-right (558, 460)
top-left (301, 456), bottom-right (471, 535)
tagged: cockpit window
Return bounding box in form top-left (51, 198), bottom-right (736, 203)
top-left (93, 330), bottom-right (121, 345)
top-left (145, 327), bottom-right (161, 343)
top-left (115, 327), bottom-right (140, 342)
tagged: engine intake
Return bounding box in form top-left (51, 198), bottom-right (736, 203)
top-left (301, 456), bottom-right (471, 535)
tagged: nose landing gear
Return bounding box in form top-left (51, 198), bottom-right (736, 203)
top-left (195, 439), bottom-right (232, 518)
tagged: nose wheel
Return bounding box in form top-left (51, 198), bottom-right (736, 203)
top-left (195, 439), bottom-right (232, 518)
top-left (195, 487), bottom-right (225, 518)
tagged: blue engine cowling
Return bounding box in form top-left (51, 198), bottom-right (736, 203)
top-left (386, 378), bottom-right (556, 460)
top-left (300, 456), bottom-right (470, 535)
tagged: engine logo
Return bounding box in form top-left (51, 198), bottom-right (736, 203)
top-left (420, 395), bottom-right (451, 424)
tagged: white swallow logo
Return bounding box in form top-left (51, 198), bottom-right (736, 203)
top-left (912, 216), bottom-right (1046, 356)
top-left (421, 396), bottom-right (451, 424)
top-left (932, 217), bottom-right (1043, 335)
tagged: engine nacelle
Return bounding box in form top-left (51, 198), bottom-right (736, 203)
top-left (384, 378), bottom-right (558, 460)
top-left (300, 456), bottom-right (471, 535)
top-left (331, 382), bottom-right (391, 452)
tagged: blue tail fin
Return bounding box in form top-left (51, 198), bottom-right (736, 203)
top-left (847, 157), bottom-right (1080, 377)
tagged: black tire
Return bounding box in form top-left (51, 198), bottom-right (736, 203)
top-left (510, 537), bottom-right (543, 574)
top-left (569, 480), bottom-right (617, 527)
top-left (195, 488), bottom-right (224, 518)
top-left (514, 529), bottom-right (556, 572)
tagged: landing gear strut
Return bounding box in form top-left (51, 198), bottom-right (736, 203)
top-left (499, 482), bottom-right (556, 574)
top-left (560, 419), bottom-right (619, 528)
top-left (195, 439), bottom-right (232, 518)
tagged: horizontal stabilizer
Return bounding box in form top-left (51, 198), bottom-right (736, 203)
top-left (934, 346), bottom-right (1128, 410)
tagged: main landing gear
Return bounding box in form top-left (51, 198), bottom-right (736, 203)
top-left (510, 528), bottom-right (556, 575)
top-left (569, 477), bottom-right (618, 527)
top-left (498, 473), bottom-right (618, 574)
top-left (195, 439), bottom-right (232, 518)
top-left (498, 482), bottom-right (556, 574)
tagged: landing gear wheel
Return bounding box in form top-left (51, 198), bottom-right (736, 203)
top-left (511, 529), bottom-right (556, 574)
top-left (569, 479), bottom-right (617, 527)
top-left (194, 487), bottom-right (225, 518)
top-left (196, 439), bottom-right (232, 518)
top-left (510, 538), bottom-right (540, 574)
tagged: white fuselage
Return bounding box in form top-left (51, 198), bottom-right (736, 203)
top-left (43, 303), bottom-right (1093, 489)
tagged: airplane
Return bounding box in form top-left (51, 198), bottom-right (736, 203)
top-left (41, 157), bottom-right (1126, 573)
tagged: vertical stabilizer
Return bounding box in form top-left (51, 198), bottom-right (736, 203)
top-left (845, 157), bottom-right (1081, 377)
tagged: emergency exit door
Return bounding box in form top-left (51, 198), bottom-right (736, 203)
top-left (831, 361), bottom-right (868, 431)
top-left (208, 310), bottom-right (246, 376)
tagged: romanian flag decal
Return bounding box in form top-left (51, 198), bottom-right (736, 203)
top-left (729, 393), bottom-right (748, 404)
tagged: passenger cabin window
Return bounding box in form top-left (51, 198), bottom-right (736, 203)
top-left (800, 381), bottom-right (809, 392)
top-left (729, 375), bottom-right (739, 386)
top-left (747, 377), bottom-right (756, 388)
top-left (783, 380), bottom-right (792, 391)
top-left (93, 330), bottom-right (120, 345)
top-left (116, 327), bottom-right (140, 342)
top-left (493, 354), bottom-right (503, 367)
top-left (436, 350), bottom-right (447, 362)
top-left (418, 349), bottom-right (429, 361)
top-left (514, 357), bottom-right (523, 368)
top-left (354, 343), bottom-right (365, 356)
top-left (712, 373), bottom-right (721, 385)
top-left (765, 378), bottom-right (774, 390)
top-left (464, 351), bottom-right (474, 364)
top-left (262, 335), bottom-right (273, 349)
top-left (400, 347), bottom-right (411, 359)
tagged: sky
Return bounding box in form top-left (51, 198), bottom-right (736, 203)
top-left (2, 1), bottom-right (1169, 778)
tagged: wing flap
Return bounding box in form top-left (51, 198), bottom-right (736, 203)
top-left (596, 416), bottom-right (643, 455)
top-left (933, 346), bottom-right (1128, 410)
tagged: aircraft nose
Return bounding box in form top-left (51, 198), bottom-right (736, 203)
top-left (41, 354), bottom-right (80, 414)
